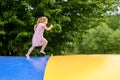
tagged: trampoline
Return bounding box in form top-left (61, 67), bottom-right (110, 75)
top-left (0, 55), bottom-right (120, 80)
top-left (0, 56), bottom-right (49, 80)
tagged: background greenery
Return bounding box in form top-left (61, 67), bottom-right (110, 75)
top-left (0, 0), bottom-right (120, 56)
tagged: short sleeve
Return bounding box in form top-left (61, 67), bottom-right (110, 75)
top-left (40, 23), bottom-right (46, 29)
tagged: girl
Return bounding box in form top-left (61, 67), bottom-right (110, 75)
top-left (26, 17), bottom-right (53, 59)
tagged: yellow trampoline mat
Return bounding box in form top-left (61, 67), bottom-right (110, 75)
top-left (44, 55), bottom-right (120, 80)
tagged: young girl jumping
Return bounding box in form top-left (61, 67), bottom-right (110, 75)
top-left (26, 17), bottom-right (53, 59)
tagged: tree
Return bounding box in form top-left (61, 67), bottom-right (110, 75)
top-left (82, 22), bottom-right (113, 54)
top-left (59, 0), bottom-right (119, 54)
top-left (0, 0), bottom-right (119, 56)
top-left (108, 29), bottom-right (120, 53)
top-left (0, 0), bottom-right (34, 55)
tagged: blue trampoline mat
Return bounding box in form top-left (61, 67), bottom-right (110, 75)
top-left (0, 56), bottom-right (50, 80)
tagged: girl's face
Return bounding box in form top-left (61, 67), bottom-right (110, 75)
top-left (44, 19), bottom-right (48, 24)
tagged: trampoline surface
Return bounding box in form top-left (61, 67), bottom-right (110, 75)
top-left (0, 56), bottom-right (49, 80)
top-left (1, 55), bottom-right (120, 80)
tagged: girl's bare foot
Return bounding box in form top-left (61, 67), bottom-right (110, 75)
top-left (26, 54), bottom-right (30, 59)
top-left (40, 51), bottom-right (46, 54)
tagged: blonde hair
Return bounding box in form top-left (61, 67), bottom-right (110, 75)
top-left (34, 17), bottom-right (48, 31)
top-left (37, 17), bottom-right (48, 24)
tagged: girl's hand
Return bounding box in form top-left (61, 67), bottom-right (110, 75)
top-left (50, 24), bottom-right (53, 28)
top-left (45, 24), bottom-right (53, 31)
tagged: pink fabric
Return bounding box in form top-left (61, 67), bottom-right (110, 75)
top-left (32, 23), bottom-right (47, 47)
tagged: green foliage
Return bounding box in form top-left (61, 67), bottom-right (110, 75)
top-left (108, 30), bottom-right (120, 53)
top-left (0, 31), bottom-right (6, 35)
top-left (16, 32), bottom-right (33, 41)
top-left (0, 0), bottom-right (119, 56)
top-left (82, 22), bottom-right (113, 53)
top-left (50, 24), bottom-right (62, 33)
top-left (107, 15), bottom-right (120, 30)
top-left (0, 42), bottom-right (2, 47)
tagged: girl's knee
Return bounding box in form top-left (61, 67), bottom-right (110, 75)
top-left (45, 40), bottom-right (48, 44)
top-left (31, 46), bottom-right (35, 49)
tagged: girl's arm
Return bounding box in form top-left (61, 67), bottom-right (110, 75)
top-left (34, 25), bottom-right (37, 31)
top-left (44, 25), bottom-right (53, 31)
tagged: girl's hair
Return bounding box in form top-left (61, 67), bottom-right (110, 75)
top-left (37, 17), bottom-right (48, 24)
top-left (34, 17), bottom-right (48, 31)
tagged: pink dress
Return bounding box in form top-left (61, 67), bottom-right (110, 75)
top-left (32, 23), bottom-right (47, 47)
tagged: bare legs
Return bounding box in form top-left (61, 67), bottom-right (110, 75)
top-left (26, 46), bottom-right (35, 59)
top-left (26, 40), bottom-right (48, 59)
top-left (40, 39), bottom-right (48, 54)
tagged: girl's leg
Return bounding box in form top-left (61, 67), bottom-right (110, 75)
top-left (26, 46), bottom-right (35, 59)
top-left (40, 39), bottom-right (48, 54)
